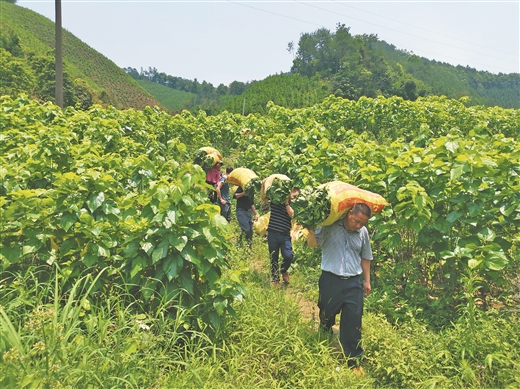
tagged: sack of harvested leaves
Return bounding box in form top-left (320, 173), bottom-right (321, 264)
top-left (194, 147), bottom-right (223, 168)
top-left (292, 186), bottom-right (330, 230)
top-left (226, 167), bottom-right (261, 198)
top-left (293, 181), bottom-right (389, 229)
top-left (261, 174), bottom-right (293, 205)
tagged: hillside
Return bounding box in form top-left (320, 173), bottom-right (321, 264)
top-left (136, 79), bottom-right (195, 114)
top-left (131, 26), bottom-right (518, 113)
top-left (0, 2), bottom-right (160, 110)
top-left (290, 25), bottom-right (520, 109)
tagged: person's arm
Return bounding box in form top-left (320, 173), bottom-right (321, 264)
top-left (216, 181), bottom-right (225, 204)
top-left (361, 258), bottom-right (371, 297)
top-left (234, 190), bottom-right (245, 199)
top-left (251, 204), bottom-right (258, 220)
top-left (284, 200), bottom-right (295, 219)
top-left (260, 178), bottom-right (269, 204)
top-left (306, 229), bottom-right (319, 248)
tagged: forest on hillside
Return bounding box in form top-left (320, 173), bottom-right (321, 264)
top-left (130, 23), bottom-right (519, 114)
top-left (2, 1), bottom-right (518, 114)
top-left (0, 1), bottom-right (159, 110)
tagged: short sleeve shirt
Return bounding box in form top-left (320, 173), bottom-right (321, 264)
top-left (219, 175), bottom-right (230, 203)
top-left (315, 219), bottom-right (373, 277)
top-left (235, 186), bottom-right (254, 210)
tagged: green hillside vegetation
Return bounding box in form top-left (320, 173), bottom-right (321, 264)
top-left (0, 2), bottom-right (160, 109)
top-left (136, 79), bottom-right (195, 113)
top-left (290, 24), bottom-right (519, 109)
top-left (133, 24), bottom-right (518, 114)
top-left (221, 73), bottom-right (331, 115)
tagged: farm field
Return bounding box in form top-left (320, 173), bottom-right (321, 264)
top-left (1, 95), bottom-right (519, 388)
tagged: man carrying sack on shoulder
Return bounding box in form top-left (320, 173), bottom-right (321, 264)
top-left (306, 203), bottom-right (373, 374)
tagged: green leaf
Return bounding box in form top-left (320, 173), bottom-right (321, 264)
top-left (59, 239), bottom-right (75, 255)
top-left (60, 213), bottom-right (77, 232)
top-left (130, 256), bottom-right (147, 278)
top-left (1, 246), bottom-right (21, 264)
top-left (82, 253), bottom-right (97, 267)
top-left (445, 140), bottom-right (459, 153)
top-left (152, 239), bottom-right (169, 264)
top-left (86, 192), bottom-right (105, 213)
top-left (446, 210), bottom-right (463, 224)
top-left (181, 246), bottom-right (200, 266)
top-left (169, 235), bottom-right (188, 252)
top-left (178, 269), bottom-right (194, 295)
top-left (141, 242), bottom-right (154, 255)
top-left (500, 203), bottom-right (517, 217)
top-left (166, 209), bottom-right (178, 225)
top-left (213, 296), bottom-right (228, 315)
top-left (181, 195), bottom-right (195, 207)
top-left (207, 311), bottom-right (221, 329)
top-left (477, 227), bottom-right (496, 243)
top-left (450, 164), bottom-right (464, 181)
top-left (163, 255), bottom-right (183, 281)
top-left (92, 243), bottom-right (109, 257)
top-left (123, 240), bottom-right (139, 259)
top-left (101, 201), bottom-right (121, 217)
top-left (484, 251), bottom-right (508, 271)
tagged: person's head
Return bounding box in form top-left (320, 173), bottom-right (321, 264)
top-left (344, 203), bottom-right (372, 231)
top-left (290, 186), bottom-right (300, 200)
top-left (226, 167), bottom-right (234, 174)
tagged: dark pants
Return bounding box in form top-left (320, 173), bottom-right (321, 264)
top-left (220, 202), bottom-right (231, 222)
top-left (236, 208), bottom-right (253, 246)
top-left (268, 231), bottom-right (293, 282)
top-left (318, 271), bottom-right (364, 365)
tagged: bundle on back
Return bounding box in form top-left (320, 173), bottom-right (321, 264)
top-left (261, 174), bottom-right (293, 205)
top-left (226, 167), bottom-right (261, 198)
top-left (293, 181), bottom-right (388, 229)
top-left (193, 147), bottom-right (222, 168)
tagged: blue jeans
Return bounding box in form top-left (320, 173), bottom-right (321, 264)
top-left (267, 231), bottom-right (293, 282)
top-left (220, 202), bottom-right (231, 222)
top-left (236, 208), bottom-right (253, 245)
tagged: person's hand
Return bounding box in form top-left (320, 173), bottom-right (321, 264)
top-left (254, 214), bottom-right (259, 221)
top-left (363, 281), bottom-right (371, 297)
top-left (220, 198), bottom-right (225, 204)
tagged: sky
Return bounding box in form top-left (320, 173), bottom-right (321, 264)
top-left (17, 0), bottom-right (520, 87)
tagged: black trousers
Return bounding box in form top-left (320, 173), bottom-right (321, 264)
top-left (318, 271), bottom-right (364, 364)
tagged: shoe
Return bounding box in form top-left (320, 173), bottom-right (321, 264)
top-left (282, 272), bottom-right (290, 284)
top-left (352, 366), bottom-right (365, 377)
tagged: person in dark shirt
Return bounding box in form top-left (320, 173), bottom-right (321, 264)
top-left (266, 187), bottom-right (299, 286)
top-left (233, 185), bottom-right (258, 248)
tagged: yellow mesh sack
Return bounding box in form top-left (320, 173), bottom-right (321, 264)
top-left (199, 147), bottom-right (223, 160)
top-left (290, 223), bottom-right (309, 242)
top-left (260, 174), bottom-right (292, 203)
top-left (253, 212), bottom-right (270, 237)
top-left (226, 168), bottom-right (260, 197)
top-left (205, 153), bottom-right (220, 168)
top-left (321, 181), bottom-right (389, 226)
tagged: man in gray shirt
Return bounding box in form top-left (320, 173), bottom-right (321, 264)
top-left (306, 203), bottom-right (373, 373)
